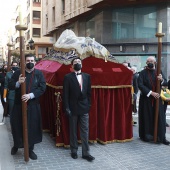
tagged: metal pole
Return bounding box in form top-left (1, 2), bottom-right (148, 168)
top-left (15, 23), bottom-right (29, 162)
top-left (154, 23), bottom-right (165, 143)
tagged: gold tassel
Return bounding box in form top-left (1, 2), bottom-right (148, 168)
top-left (54, 92), bottom-right (62, 136)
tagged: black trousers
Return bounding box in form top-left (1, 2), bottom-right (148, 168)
top-left (69, 113), bottom-right (90, 156)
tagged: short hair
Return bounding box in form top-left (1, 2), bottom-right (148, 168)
top-left (11, 60), bottom-right (18, 66)
top-left (131, 66), bottom-right (137, 73)
top-left (146, 56), bottom-right (156, 62)
top-left (71, 57), bottom-right (82, 65)
top-left (2, 64), bottom-right (7, 69)
top-left (25, 53), bottom-right (36, 60)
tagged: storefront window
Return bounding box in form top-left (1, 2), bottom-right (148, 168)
top-left (112, 6), bottom-right (157, 39)
top-left (86, 18), bottom-right (95, 38)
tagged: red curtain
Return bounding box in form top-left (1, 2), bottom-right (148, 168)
top-left (40, 86), bottom-right (133, 146)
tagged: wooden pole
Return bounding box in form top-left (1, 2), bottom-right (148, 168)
top-left (15, 6), bottom-right (29, 161)
top-left (154, 22), bottom-right (165, 143)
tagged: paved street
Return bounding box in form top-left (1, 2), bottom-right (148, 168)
top-left (0, 102), bottom-right (170, 170)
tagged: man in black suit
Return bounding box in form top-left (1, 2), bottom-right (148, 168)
top-left (63, 57), bottom-right (95, 161)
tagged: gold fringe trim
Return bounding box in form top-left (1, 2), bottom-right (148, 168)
top-left (43, 129), bottom-right (50, 133)
top-left (89, 140), bottom-right (97, 144)
top-left (56, 143), bottom-right (70, 148)
top-left (54, 92), bottom-right (62, 136)
top-left (46, 83), bottom-right (132, 89)
top-left (55, 138), bottom-right (132, 147)
top-left (97, 138), bottom-right (133, 144)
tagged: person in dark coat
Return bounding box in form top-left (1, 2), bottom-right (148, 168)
top-left (131, 66), bottom-right (139, 114)
top-left (9, 54), bottom-right (46, 160)
top-left (168, 78), bottom-right (170, 90)
top-left (0, 64), bottom-right (7, 110)
top-left (138, 56), bottom-right (169, 145)
top-left (3, 61), bottom-right (19, 116)
top-left (63, 57), bottom-right (95, 161)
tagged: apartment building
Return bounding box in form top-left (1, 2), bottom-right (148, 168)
top-left (42, 0), bottom-right (170, 78)
top-left (13, 0), bottom-right (53, 60)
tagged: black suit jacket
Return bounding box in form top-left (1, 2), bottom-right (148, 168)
top-left (63, 72), bottom-right (91, 115)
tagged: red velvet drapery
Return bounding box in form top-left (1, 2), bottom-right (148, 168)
top-left (40, 85), bottom-right (132, 146)
top-left (37, 56), bottom-right (133, 146)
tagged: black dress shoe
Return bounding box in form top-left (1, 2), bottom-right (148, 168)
top-left (11, 147), bottom-right (18, 155)
top-left (166, 123), bottom-right (169, 127)
top-left (29, 150), bottom-right (37, 160)
top-left (71, 153), bottom-right (78, 159)
top-left (162, 139), bottom-right (170, 145)
top-left (82, 155), bottom-right (95, 161)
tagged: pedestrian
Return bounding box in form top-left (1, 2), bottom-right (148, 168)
top-left (160, 85), bottom-right (170, 127)
top-left (167, 75), bottom-right (170, 90)
top-left (63, 57), bottom-right (95, 161)
top-left (9, 54), bottom-right (46, 160)
top-left (0, 64), bottom-right (7, 110)
top-left (122, 61), bottom-right (131, 69)
top-left (138, 56), bottom-right (169, 145)
top-left (131, 66), bottom-right (139, 114)
top-left (3, 61), bottom-right (19, 116)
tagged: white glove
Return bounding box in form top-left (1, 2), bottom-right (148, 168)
top-left (4, 98), bottom-right (6, 102)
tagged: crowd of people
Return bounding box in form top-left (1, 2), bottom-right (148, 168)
top-left (0, 54), bottom-right (169, 162)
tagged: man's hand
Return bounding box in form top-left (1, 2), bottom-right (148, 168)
top-left (65, 108), bottom-right (72, 117)
top-left (151, 92), bottom-right (160, 99)
top-left (166, 98), bottom-right (170, 102)
top-left (22, 94), bottom-right (31, 102)
top-left (4, 98), bottom-right (6, 102)
top-left (18, 74), bottom-right (26, 84)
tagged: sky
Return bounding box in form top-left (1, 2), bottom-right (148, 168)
top-left (0, 0), bottom-right (23, 34)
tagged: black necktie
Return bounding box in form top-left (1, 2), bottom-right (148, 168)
top-left (77, 73), bottom-right (82, 75)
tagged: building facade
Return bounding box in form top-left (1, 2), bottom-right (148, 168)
top-left (42, 0), bottom-right (170, 78)
top-left (12, 0), bottom-right (53, 61)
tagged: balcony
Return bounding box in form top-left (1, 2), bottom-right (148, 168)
top-left (87, 0), bottom-right (170, 9)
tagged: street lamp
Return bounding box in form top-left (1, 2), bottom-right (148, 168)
top-left (28, 38), bottom-right (34, 50)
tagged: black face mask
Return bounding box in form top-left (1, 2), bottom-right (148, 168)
top-left (12, 67), bottom-right (18, 71)
top-left (4, 68), bottom-right (7, 72)
top-left (73, 63), bottom-right (82, 71)
top-left (147, 63), bottom-right (154, 69)
top-left (26, 63), bottom-right (34, 69)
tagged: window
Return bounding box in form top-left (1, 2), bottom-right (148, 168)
top-left (52, 7), bottom-right (55, 22)
top-left (111, 6), bottom-right (157, 40)
top-left (33, 28), bottom-right (41, 37)
top-left (33, 11), bottom-right (40, 19)
top-left (62, 0), bottom-right (65, 14)
top-left (86, 18), bottom-right (95, 38)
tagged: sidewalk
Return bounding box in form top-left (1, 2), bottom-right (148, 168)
top-left (0, 104), bottom-right (170, 170)
top-left (0, 104), bottom-right (15, 170)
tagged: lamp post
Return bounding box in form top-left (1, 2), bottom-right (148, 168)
top-left (29, 38), bottom-right (34, 50)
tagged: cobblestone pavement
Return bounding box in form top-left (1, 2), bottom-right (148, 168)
top-left (3, 114), bottom-right (170, 170)
top-left (0, 95), bottom-right (170, 170)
